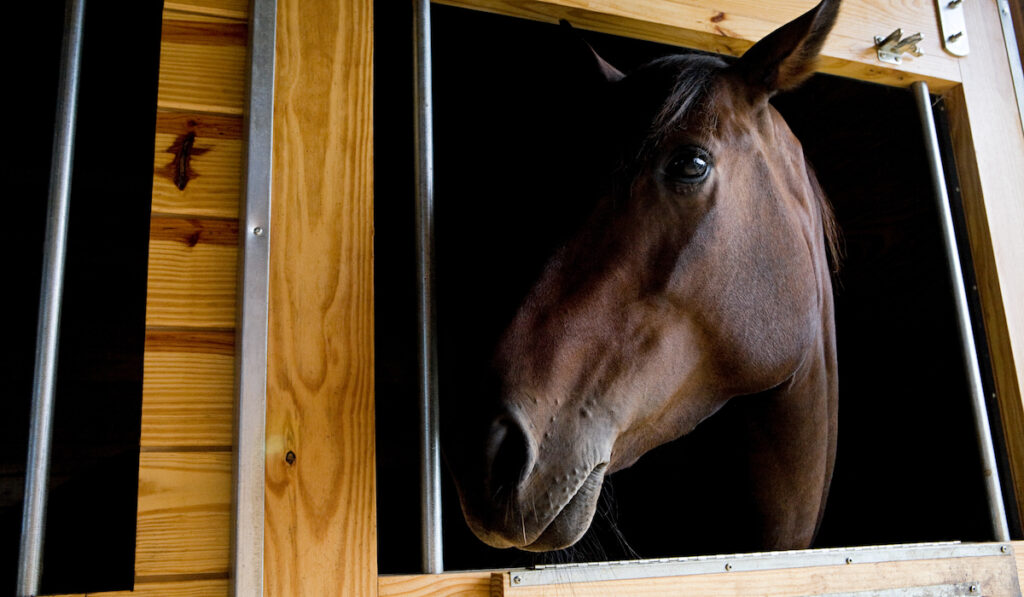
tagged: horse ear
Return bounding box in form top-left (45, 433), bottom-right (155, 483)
top-left (731, 0), bottom-right (841, 97)
top-left (559, 19), bottom-right (625, 84)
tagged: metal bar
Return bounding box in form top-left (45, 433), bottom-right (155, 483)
top-left (995, 0), bottom-right (1024, 134)
top-left (231, 0), bottom-right (276, 594)
top-left (413, 0), bottom-right (444, 575)
top-left (912, 80), bottom-right (1011, 542)
top-left (17, 0), bottom-right (86, 594)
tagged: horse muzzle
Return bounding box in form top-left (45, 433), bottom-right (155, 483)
top-left (459, 409), bottom-right (611, 551)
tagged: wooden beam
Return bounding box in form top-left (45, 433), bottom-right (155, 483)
top-left (943, 0), bottom-right (1024, 525)
top-left (434, 0), bottom-right (960, 90)
top-left (263, 0), bottom-right (376, 594)
top-left (80, 579), bottom-right (228, 596)
top-left (164, 0), bottom-right (248, 21)
top-left (379, 572), bottom-right (493, 597)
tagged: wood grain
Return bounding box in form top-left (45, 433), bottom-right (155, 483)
top-left (434, 0), bottom-right (960, 90)
top-left (153, 111), bottom-right (242, 219)
top-left (496, 555), bottom-right (1021, 596)
top-left (141, 330), bottom-right (234, 447)
top-left (263, 0), bottom-right (376, 594)
top-left (379, 572), bottom-right (493, 597)
top-left (943, 0), bottom-right (1024, 526)
top-left (135, 452), bottom-right (231, 577)
top-left (165, 0), bottom-right (248, 21)
top-left (158, 18), bottom-right (246, 115)
top-left (80, 579), bottom-right (228, 596)
top-left (146, 217), bottom-right (238, 328)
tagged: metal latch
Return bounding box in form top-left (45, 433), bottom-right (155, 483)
top-left (936, 0), bottom-right (970, 56)
top-left (874, 29), bottom-right (924, 65)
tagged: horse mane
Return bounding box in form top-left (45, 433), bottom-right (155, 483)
top-left (805, 160), bottom-right (844, 274)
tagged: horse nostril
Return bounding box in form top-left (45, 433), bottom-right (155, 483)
top-left (486, 415), bottom-right (534, 494)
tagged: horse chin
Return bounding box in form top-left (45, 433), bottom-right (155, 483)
top-left (520, 463), bottom-right (608, 552)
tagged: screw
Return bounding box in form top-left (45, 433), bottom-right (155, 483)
top-left (253, 226), bottom-right (265, 236)
top-left (970, 584), bottom-right (979, 593)
top-left (1002, 545), bottom-right (1010, 553)
top-left (512, 575), bottom-right (522, 585)
top-left (725, 563), bottom-right (733, 571)
top-left (846, 557), bottom-right (853, 565)
top-left (948, 31), bottom-right (964, 42)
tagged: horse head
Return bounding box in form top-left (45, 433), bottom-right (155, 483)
top-left (450, 0), bottom-right (841, 553)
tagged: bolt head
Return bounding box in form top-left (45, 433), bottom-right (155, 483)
top-left (512, 575), bottom-right (522, 585)
top-left (253, 226), bottom-right (265, 236)
top-left (725, 563), bottom-right (733, 571)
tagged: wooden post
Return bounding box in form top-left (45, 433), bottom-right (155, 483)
top-left (264, 0), bottom-right (376, 594)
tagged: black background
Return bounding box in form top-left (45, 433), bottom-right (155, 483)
top-left (1, 1), bottom-right (162, 593)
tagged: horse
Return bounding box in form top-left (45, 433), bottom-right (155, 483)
top-left (445, 0), bottom-right (841, 554)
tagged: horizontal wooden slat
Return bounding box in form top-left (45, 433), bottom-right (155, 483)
top-left (81, 579), bottom-right (228, 597)
top-left (142, 329), bottom-right (234, 447)
top-left (434, 0), bottom-right (960, 90)
top-left (135, 452), bottom-right (231, 577)
top-left (153, 111), bottom-right (242, 219)
top-left (146, 217), bottom-right (238, 328)
top-left (379, 572), bottom-right (493, 597)
top-left (158, 19), bottom-right (246, 115)
top-left (165, 0), bottom-right (248, 21)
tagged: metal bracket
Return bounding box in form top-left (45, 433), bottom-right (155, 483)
top-left (874, 29), bottom-right (924, 65)
top-left (936, 0), bottom-right (970, 57)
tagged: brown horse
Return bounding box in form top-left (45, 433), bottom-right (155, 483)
top-left (449, 0), bottom-right (841, 553)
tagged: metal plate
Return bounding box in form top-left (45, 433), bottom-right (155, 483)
top-left (936, 0), bottom-right (970, 57)
top-left (509, 542), bottom-right (1011, 587)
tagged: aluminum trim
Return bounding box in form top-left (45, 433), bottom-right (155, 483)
top-left (911, 80), bottom-right (1010, 542)
top-left (17, 0), bottom-right (86, 594)
top-left (512, 542), bottom-right (1011, 586)
top-left (232, 0), bottom-right (276, 595)
top-left (996, 0), bottom-right (1024, 133)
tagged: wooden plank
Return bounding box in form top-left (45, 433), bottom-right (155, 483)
top-left (263, 0), bottom-right (376, 593)
top-left (379, 572), bottom-right (493, 597)
top-left (495, 555), bottom-right (1021, 596)
top-left (434, 0), bottom-right (960, 90)
top-left (153, 111), bottom-right (242, 219)
top-left (81, 578), bottom-right (228, 596)
top-left (943, 0), bottom-right (1024, 524)
top-left (158, 18), bottom-right (247, 115)
top-left (141, 329), bottom-right (234, 447)
top-left (165, 0), bottom-right (248, 21)
top-left (146, 217), bottom-right (238, 329)
top-left (135, 452), bottom-right (231, 577)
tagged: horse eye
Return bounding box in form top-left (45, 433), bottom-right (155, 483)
top-left (665, 147), bottom-right (712, 184)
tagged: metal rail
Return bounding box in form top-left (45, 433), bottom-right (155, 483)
top-left (16, 0), bottom-right (86, 594)
top-left (231, 0), bottom-right (277, 594)
top-left (911, 80), bottom-right (1011, 542)
top-left (414, 0), bottom-right (444, 575)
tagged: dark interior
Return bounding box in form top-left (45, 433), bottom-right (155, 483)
top-left (375, 4), bottom-right (1013, 573)
top-left (1, 1), bottom-right (162, 593)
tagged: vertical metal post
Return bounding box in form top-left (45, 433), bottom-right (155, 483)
top-left (232, 0), bottom-right (276, 595)
top-left (414, 0), bottom-right (444, 575)
top-left (17, 0), bottom-right (86, 594)
top-left (912, 80), bottom-right (1011, 542)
